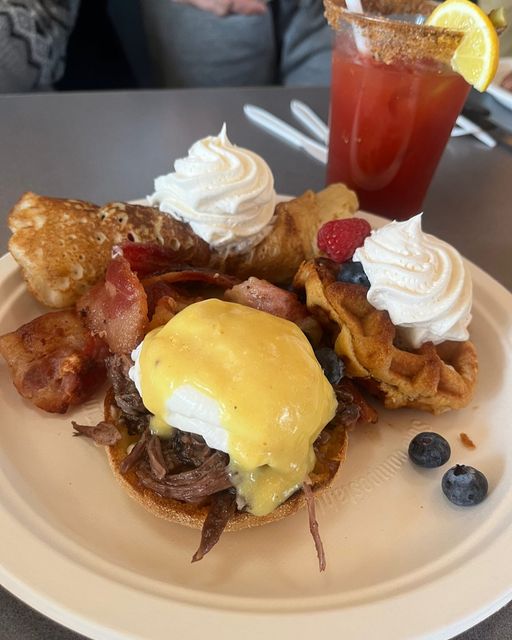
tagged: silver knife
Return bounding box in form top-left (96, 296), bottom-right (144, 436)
top-left (460, 109), bottom-right (512, 152)
top-left (243, 104), bottom-right (328, 164)
top-left (454, 114), bottom-right (497, 147)
top-left (290, 99), bottom-right (330, 145)
top-left (486, 123), bottom-right (512, 153)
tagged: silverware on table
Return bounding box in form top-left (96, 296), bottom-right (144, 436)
top-left (289, 100), bottom-right (329, 145)
top-left (459, 109), bottom-right (512, 153)
top-left (485, 126), bottom-right (512, 152)
top-left (243, 104), bottom-right (328, 164)
top-left (452, 114), bottom-right (497, 147)
top-left (243, 100), bottom-right (504, 163)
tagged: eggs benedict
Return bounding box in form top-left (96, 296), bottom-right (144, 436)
top-left (130, 298), bottom-right (337, 515)
top-left (105, 298), bottom-right (356, 566)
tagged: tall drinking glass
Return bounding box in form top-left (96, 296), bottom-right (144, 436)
top-left (324, 0), bottom-right (471, 220)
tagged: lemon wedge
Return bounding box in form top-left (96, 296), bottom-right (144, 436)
top-left (426, 0), bottom-right (500, 92)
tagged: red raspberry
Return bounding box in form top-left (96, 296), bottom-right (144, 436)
top-left (317, 218), bottom-right (372, 263)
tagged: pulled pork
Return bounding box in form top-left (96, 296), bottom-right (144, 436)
top-left (120, 424), bottom-right (235, 560)
top-left (72, 420), bottom-right (121, 446)
top-left (136, 449), bottom-right (232, 502)
top-left (192, 490), bottom-right (237, 563)
top-left (303, 482), bottom-right (325, 572)
top-left (76, 362), bottom-right (362, 567)
top-left (106, 354), bottom-right (148, 435)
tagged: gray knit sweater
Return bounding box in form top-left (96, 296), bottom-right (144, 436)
top-left (0, 0), bottom-right (79, 92)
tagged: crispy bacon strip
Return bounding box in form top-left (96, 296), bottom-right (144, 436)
top-left (120, 241), bottom-right (210, 276)
top-left (302, 482), bottom-right (326, 572)
top-left (144, 281), bottom-right (183, 318)
top-left (192, 490), bottom-right (237, 563)
top-left (0, 310), bottom-right (108, 414)
top-left (141, 268), bottom-right (239, 290)
top-left (225, 276), bottom-right (322, 343)
top-left (77, 254), bottom-right (148, 355)
top-left (144, 281), bottom-right (201, 329)
top-left (142, 269), bottom-right (240, 329)
top-left (225, 277), bottom-right (309, 322)
top-left (148, 296), bottom-right (180, 329)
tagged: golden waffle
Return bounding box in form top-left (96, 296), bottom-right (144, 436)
top-left (293, 259), bottom-right (478, 414)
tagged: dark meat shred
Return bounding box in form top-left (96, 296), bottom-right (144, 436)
top-left (336, 402), bottom-right (360, 426)
top-left (192, 489), bottom-right (237, 563)
top-left (302, 481), bottom-right (326, 572)
top-left (123, 413), bottom-right (150, 435)
top-left (147, 434), bottom-right (167, 480)
top-left (106, 354), bottom-right (147, 417)
top-left (172, 431), bottom-right (213, 467)
top-left (334, 385), bottom-right (361, 426)
top-left (72, 421), bottom-right (121, 446)
top-left (136, 451), bottom-right (232, 502)
top-left (158, 437), bottom-right (179, 472)
top-left (119, 428), bottom-right (150, 474)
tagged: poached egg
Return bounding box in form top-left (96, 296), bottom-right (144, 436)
top-left (129, 299), bottom-right (337, 517)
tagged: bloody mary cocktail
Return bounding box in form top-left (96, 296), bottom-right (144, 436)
top-left (324, 0), bottom-right (470, 220)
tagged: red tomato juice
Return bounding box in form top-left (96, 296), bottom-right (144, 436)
top-left (327, 35), bottom-right (471, 219)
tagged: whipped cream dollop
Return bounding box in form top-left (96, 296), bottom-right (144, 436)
top-left (353, 214), bottom-right (472, 348)
top-left (148, 124), bottom-right (276, 253)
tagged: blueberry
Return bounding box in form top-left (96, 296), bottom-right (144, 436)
top-left (408, 432), bottom-right (451, 468)
top-left (337, 262), bottom-right (371, 287)
top-left (442, 465), bottom-right (488, 506)
top-left (314, 347), bottom-right (345, 385)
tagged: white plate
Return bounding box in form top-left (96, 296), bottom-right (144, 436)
top-left (1, 212), bottom-right (512, 640)
top-left (487, 57), bottom-right (512, 110)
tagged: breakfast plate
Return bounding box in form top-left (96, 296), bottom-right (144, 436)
top-left (0, 211), bottom-right (512, 640)
top-left (487, 57), bottom-right (512, 110)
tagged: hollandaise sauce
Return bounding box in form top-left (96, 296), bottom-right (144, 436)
top-left (131, 299), bottom-right (337, 517)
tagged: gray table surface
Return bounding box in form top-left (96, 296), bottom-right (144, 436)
top-left (0, 86), bottom-right (511, 640)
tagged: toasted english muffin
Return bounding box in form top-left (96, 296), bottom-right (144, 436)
top-left (8, 193), bottom-right (212, 308)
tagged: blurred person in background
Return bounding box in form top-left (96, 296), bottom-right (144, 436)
top-left (139, 0), bottom-right (333, 87)
top-left (0, 0), bottom-right (332, 92)
top-left (0, 0), bottom-right (79, 92)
